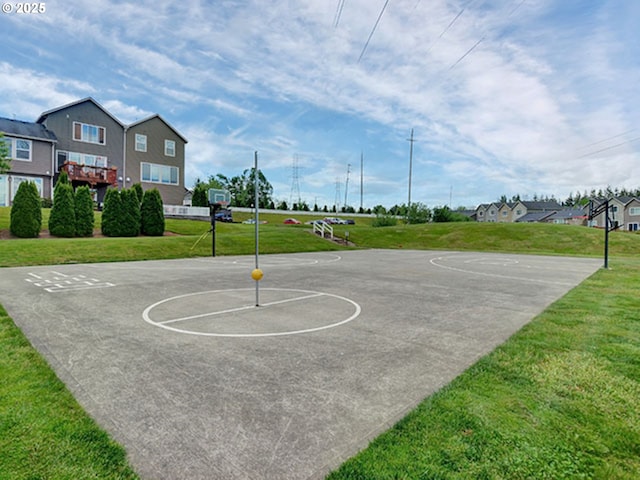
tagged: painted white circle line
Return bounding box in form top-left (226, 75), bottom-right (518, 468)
top-left (142, 288), bottom-right (361, 338)
top-left (430, 255), bottom-right (574, 286)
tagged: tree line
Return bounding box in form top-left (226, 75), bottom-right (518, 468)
top-left (497, 186), bottom-right (640, 207)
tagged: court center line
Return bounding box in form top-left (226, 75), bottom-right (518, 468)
top-left (158, 293), bottom-right (326, 325)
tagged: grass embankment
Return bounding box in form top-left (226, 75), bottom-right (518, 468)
top-left (0, 304), bottom-right (139, 480)
top-left (1, 207), bottom-right (639, 478)
top-left (328, 258), bottom-right (640, 479)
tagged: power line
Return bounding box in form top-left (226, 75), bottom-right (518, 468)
top-left (333, 0), bottom-right (346, 28)
top-left (358, 0), bottom-right (391, 63)
top-left (577, 136), bottom-right (640, 159)
top-left (448, 36), bottom-right (485, 70)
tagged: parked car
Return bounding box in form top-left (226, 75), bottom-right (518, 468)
top-left (343, 219), bottom-right (355, 224)
top-left (323, 217), bottom-right (344, 224)
top-left (214, 209), bottom-right (233, 222)
top-left (283, 218), bottom-right (301, 224)
top-left (306, 219), bottom-right (327, 225)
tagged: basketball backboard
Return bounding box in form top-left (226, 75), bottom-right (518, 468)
top-left (208, 189), bottom-right (230, 207)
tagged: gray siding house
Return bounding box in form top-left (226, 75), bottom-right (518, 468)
top-left (623, 198), bottom-right (640, 232)
top-left (37, 98), bottom-right (125, 203)
top-left (126, 114), bottom-right (187, 206)
top-left (0, 118), bottom-right (57, 206)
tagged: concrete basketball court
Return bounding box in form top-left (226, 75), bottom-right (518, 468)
top-left (0, 249), bottom-right (601, 479)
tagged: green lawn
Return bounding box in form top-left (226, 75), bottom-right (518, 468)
top-left (1, 206), bottom-right (639, 479)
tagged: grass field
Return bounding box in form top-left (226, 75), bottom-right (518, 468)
top-left (1, 206), bottom-right (639, 479)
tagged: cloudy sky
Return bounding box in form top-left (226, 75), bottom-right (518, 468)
top-left (1, 0), bottom-right (638, 209)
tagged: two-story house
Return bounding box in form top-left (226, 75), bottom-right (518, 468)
top-left (0, 118), bottom-right (57, 206)
top-left (36, 98), bottom-right (124, 204)
top-left (475, 203), bottom-right (500, 222)
top-left (125, 114), bottom-right (187, 205)
top-left (623, 198), bottom-right (640, 232)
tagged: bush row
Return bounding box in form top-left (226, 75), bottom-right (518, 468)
top-left (9, 173), bottom-right (165, 238)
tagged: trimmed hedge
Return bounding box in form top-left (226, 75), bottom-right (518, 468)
top-left (10, 181), bottom-right (41, 238)
top-left (120, 189), bottom-right (141, 237)
top-left (101, 188), bottom-right (122, 237)
top-left (48, 182), bottom-right (76, 237)
top-left (74, 186), bottom-right (95, 237)
top-left (141, 188), bottom-right (165, 236)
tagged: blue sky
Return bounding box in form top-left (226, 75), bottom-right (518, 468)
top-left (1, 0), bottom-right (638, 209)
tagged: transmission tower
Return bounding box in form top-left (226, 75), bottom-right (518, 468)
top-left (334, 178), bottom-right (341, 211)
top-left (344, 163), bottom-right (351, 209)
top-left (289, 154), bottom-right (301, 208)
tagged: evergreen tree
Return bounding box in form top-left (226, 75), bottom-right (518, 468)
top-left (56, 170), bottom-right (70, 184)
top-left (74, 186), bottom-right (95, 237)
top-left (120, 188), bottom-right (141, 237)
top-left (141, 188), bottom-right (165, 236)
top-left (10, 181), bottom-right (41, 238)
top-left (48, 181), bottom-right (76, 237)
top-left (132, 183), bottom-right (144, 205)
top-left (101, 188), bottom-right (122, 237)
top-left (192, 183), bottom-right (208, 207)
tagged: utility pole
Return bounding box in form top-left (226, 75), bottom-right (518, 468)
top-left (344, 163), bottom-right (351, 209)
top-left (406, 128), bottom-right (415, 209)
top-left (334, 178), bottom-right (341, 212)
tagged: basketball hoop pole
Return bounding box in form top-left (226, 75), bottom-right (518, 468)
top-left (254, 151), bottom-right (260, 306)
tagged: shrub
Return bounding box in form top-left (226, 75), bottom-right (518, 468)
top-left (372, 214), bottom-right (398, 227)
top-left (141, 188), bottom-right (165, 236)
top-left (119, 189), bottom-right (141, 237)
top-left (101, 188), bottom-right (123, 237)
top-left (74, 186), bottom-right (95, 236)
top-left (10, 181), bottom-right (41, 238)
top-left (132, 183), bottom-right (144, 205)
top-left (48, 182), bottom-right (76, 237)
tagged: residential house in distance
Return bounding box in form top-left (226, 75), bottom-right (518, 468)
top-left (590, 196), bottom-right (640, 231)
top-left (0, 117), bottom-right (57, 206)
top-left (623, 198), bottom-right (640, 232)
top-left (475, 203), bottom-right (500, 222)
top-left (125, 114), bottom-right (187, 205)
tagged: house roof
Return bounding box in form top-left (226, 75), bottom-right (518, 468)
top-left (127, 114), bottom-right (188, 143)
top-left (37, 97), bottom-right (125, 127)
top-left (520, 200), bottom-right (563, 211)
top-left (516, 210), bottom-right (556, 222)
top-left (548, 208), bottom-right (588, 220)
top-left (0, 117), bottom-right (57, 143)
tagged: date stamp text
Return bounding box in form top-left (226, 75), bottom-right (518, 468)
top-left (2, 2), bottom-right (46, 14)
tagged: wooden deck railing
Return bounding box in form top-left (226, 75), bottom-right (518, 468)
top-left (61, 162), bottom-right (118, 187)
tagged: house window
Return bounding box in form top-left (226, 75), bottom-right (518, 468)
top-left (516, 209), bottom-right (522, 215)
top-left (141, 162), bottom-right (179, 185)
top-left (629, 207), bottom-right (640, 216)
top-left (502, 211), bottom-right (508, 216)
top-left (2, 137), bottom-right (32, 161)
top-left (73, 122), bottom-right (106, 145)
top-left (10, 176), bottom-right (43, 202)
top-left (164, 139), bottom-right (175, 157)
top-left (0, 175), bottom-right (7, 206)
top-left (628, 223), bottom-right (639, 231)
top-left (135, 134), bottom-right (147, 152)
top-left (490, 210), bottom-right (495, 215)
